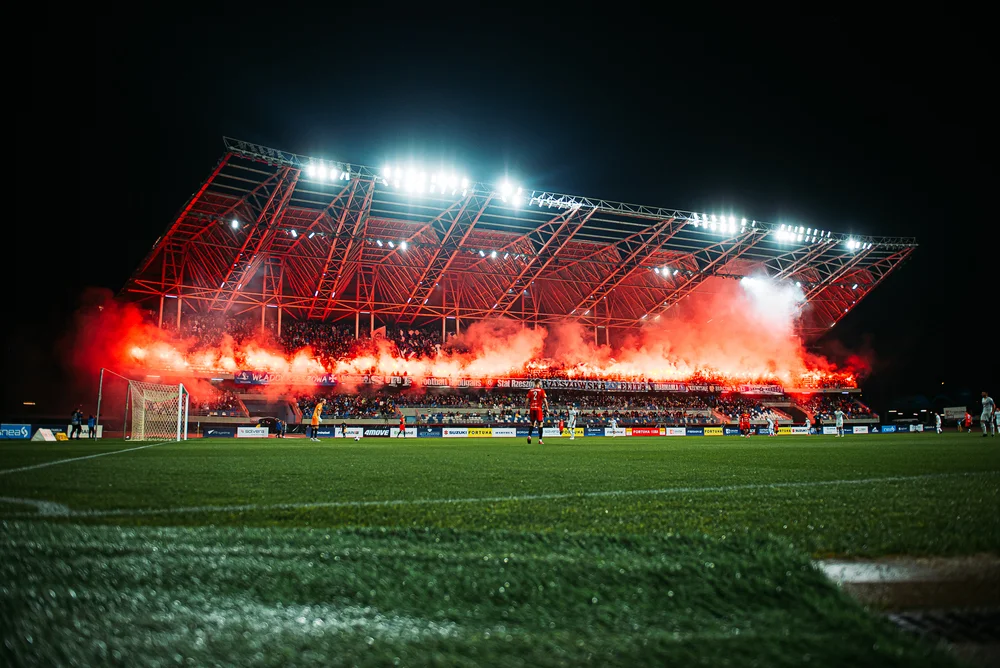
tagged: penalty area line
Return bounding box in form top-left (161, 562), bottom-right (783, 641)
top-left (0, 440), bottom-right (175, 476)
top-left (17, 469), bottom-right (998, 520)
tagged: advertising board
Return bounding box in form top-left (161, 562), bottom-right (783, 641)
top-left (236, 426), bottom-right (268, 438)
top-left (0, 424), bottom-right (30, 439)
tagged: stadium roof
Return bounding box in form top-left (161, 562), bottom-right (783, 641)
top-left (121, 137), bottom-right (916, 341)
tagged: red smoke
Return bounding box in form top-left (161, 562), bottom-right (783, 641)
top-left (64, 278), bottom-right (862, 389)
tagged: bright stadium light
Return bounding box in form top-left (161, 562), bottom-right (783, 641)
top-left (400, 241), bottom-right (407, 251)
top-left (306, 163), bottom-right (318, 179)
top-left (316, 164), bottom-right (327, 181)
top-left (290, 229), bottom-right (297, 238)
top-left (231, 219), bottom-right (239, 229)
top-left (852, 283), bottom-right (858, 290)
top-left (383, 164), bottom-right (468, 197)
top-left (654, 267), bottom-right (660, 274)
top-left (490, 250), bottom-right (497, 258)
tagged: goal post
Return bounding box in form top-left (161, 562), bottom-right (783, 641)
top-left (96, 369), bottom-right (190, 441)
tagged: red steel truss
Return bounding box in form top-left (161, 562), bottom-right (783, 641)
top-left (122, 138), bottom-right (917, 341)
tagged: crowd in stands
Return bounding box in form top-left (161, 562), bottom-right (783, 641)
top-left (292, 390), bottom-right (719, 426)
top-left (297, 394), bottom-right (399, 420)
top-left (163, 317), bottom-right (262, 347)
top-left (711, 395), bottom-right (790, 422)
top-left (193, 389), bottom-right (247, 417)
top-left (793, 394), bottom-right (876, 421)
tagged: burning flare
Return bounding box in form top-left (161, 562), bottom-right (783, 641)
top-left (67, 278), bottom-right (863, 388)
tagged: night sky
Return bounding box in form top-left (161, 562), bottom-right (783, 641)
top-left (6, 12), bottom-right (989, 416)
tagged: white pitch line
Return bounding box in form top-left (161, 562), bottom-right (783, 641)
top-left (0, 496), bottom-right (71, 516)
top-left (18, 469), bottom-right (995, 520)
top-left (0, 440), bottom-right (175, 476)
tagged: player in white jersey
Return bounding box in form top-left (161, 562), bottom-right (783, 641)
top-left (834, 409), bottom-right (845, 437)
top-left (934, 412), bottom-right (942, 434)
top-left (994, 410), bottom-right (999, 434)
top-left (766, 417), bottom-right (775, 436)
top-left (983, 392), bottom-right (997, 437)
top-left (804, 416), bottom-right (812, 434)
top-left (609, 417), bottom-right (618, 437)
top-left (567, 406), bottom-right (578, 440)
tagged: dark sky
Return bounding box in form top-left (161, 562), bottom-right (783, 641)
top-left (6, 11), bottom-right (990, 416)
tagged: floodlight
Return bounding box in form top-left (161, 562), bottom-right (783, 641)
top-left (290, 229), bottom-right (297, 238)
top-left (306, 164), bottom-right (318, 179)
top-left (388, 241), bottom-right (394, 248)
top-left (654, 267), bottom-right (660, 274)
top-left (479, 250), bottom-right (485, 257)
top-left (461, 178), bottom-right (469, 189)
top-left (796, 281), bottom-right (801, 287)
top-left (729, 216), bottom-right (735, 225)
top-left (742, 218), bottom-right (747, 225)
top-left (308, 232), bottom-right (315, 239)
top-left (231, 219), bottom-right (239, 229)
top-left (711, 214), bottom-right (717, 222)
top-left (316, 165), bottom-right (327, 180)
top-left (384, 166), bottom-right (392, 178)
top-left (501, 181), bottom-right (513, 195)
top-left (852, 283), bottom-right (858, 290)
top-left (780, 224), bottom-right (786, 231)
top-left (376, 240), bottom-right (383, 247)
top-left (490, 250), bottom-right (497, 258)
top-left (400, 241), bottom-right (407, 251)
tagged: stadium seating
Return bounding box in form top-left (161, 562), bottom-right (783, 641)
top-left (790, 394), bottom-right (876, 421)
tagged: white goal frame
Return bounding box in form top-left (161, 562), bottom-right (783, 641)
top-left (96, 369), bottom-right (190, 441)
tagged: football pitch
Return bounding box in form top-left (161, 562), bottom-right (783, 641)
top-left (2, 434), bottom-right (998, 666)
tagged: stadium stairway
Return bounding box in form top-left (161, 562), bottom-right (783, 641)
top-left (242, 398), bottom-right (297, 424)
top-left (775, 403), bottom-right (808, 423)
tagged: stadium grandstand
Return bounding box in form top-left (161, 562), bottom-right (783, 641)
top-left (113, 138), bottom-right (906, 432)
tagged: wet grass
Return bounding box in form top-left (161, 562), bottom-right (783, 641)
top-left (0, 522), bottom-right (957, 667)
top-left (1, 434), bottom-right (995, 665)
top-left (1, 434), bottom-right (997, 557)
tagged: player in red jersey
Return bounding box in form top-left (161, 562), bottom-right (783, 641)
top-left (526, 379), bottom-right (549, 444)
top-left (558, 418), bottom-right (565, 435)
top-left (739, 411), bottom-right (751, 438)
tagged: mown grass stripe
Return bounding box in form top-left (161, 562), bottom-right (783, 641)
top-left (8, 469), bottom-right (991, 519)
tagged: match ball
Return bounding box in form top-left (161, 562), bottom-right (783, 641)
top-left (354, 435), bottom-right (360, 441)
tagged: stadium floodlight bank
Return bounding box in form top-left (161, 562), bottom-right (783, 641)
top-left (96, 368), bottom-right (190, 441)
top-left (121, 137), bottom-right (916, 342)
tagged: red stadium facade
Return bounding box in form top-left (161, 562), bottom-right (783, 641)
top-left (123, 138), bottom-right (914, 341)
top-left (118, 138), bottom-right (915, 391)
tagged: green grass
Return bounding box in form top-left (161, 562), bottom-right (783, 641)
top-left (0, 523), bottom-right (956, 667)
top-left (1, 434), bottom-right (996, 665)
top-left (1, 435), bottom-right (997, 557)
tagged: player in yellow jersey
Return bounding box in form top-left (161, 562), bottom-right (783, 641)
top-left (309, 400), bottom-right (325, 441)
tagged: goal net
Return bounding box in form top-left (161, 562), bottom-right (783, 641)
top-left (97, 370), bottom-right (190, 441)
